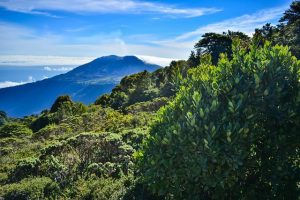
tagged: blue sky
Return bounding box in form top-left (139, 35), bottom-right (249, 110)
top-left (0, 0), bottom-right (293, 66)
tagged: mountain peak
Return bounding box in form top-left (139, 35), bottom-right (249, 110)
top-left (66, 55), bottom-right (160, 79)
top-left (93, 55), bottom-right (144, 63)
top-left (94, 55), bottom-right (121, 61)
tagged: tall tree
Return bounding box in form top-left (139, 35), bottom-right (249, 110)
top-left (195, 32), bottom-right (232, 65)
top-left (190, 31), bottom-right (250, 66)
top-left (280, 0), bottom-right (300, 25)
top-left (277, 0), bottom-right (300, 58)
top-left (253, 23), bottom-right (278, 46)
top-left (187, 51), bottom-right (199, 68)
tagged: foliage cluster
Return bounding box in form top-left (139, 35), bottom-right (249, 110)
top-left (0, 123), bottom-right (32, 138)
top-left (140, 42), bottom-right (300, 199)
top-left (0, 111), bottom-right (8, 126)
top-left (95, 60), bottom-right (189, 110)
top-left (0, 94), bottom-right (158, 199)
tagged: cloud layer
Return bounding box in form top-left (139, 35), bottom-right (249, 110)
top-left (0, 0), bottom-right (220, 18)
top-left (0, 81), bottom-right (27, 88)
top-left (0, 54), bottom-right (175, 67)
top-left (0, 55), bottom-right (94, 66)
top-left (43, 66), bottom-right (75, 71)
top-left (0, 76), bottom-right (35, 89)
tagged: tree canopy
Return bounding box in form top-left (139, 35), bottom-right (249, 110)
top-left (189, 31), bottom-right (250, 66)
top-left (277, 0), bottom-right (300, 58)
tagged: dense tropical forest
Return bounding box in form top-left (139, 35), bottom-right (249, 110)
top-left (0, 1), bottom-right (299, 199)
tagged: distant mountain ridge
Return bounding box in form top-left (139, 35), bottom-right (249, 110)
top-left (0, 55), bottom-right (160, 117)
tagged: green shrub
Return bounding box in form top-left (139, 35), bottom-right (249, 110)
top-left (30, 113), bottom-right (58, 132)
top-left (40, 155), bottom-right (68, 184)
top-left (140, 42), bottom-right (300, 199)
top-left (87, 163), bottom-right (103, 176)
top-left (111, 91), bottom-right (129, 109)
top-left (33, 123), bottom-right (72, 140)
top-left (50, 95), bottom-right (73, 113)
top-left (125, 97), bottom-right (169, 114)
top-left (9, 157), bottom-right (40, 182)
top-left (31, 98), bottom-right (87, 132)
top-left (95, 93), bottom-right (111, 107)
top-left (121, 128), bottom-right (149, 150)
top-left (0, 177), bottom-right (59, 199)
top-left (0, 110), bottom-right (7, 126)
top-left (0, 123), bottom-right (32, 138)
top-left (38, 132), bottom-right (135, 183)
top-left (72, 175), bottom-right (137, 200)
top-left (0, 172), bottom-right (8, 184)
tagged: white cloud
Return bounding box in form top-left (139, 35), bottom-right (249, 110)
top-left (180, 7), bottom-right (286, 39)
top-left (0, 81), bottom-right (26, 88)
top-left (136, 55), bottom-right (177, 66)
top-left (27, 76), bottom-right (35, 82)
top-left (0, 0), bottom-right (220, 18)
top-left (0, 21), bottom-right (189, 63)
top-left (0, 54), bottom-right (176, 67)
top-left (0, 55), bottom-right (95, 66)
top-left (0, 76), bottom-right (35, 89)
top-left (44, 66), bottom-right (74, 71)
top-left (9, 9), bottom-right (61, 18)
top-left (153, 6), bottom-right (288, 49)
